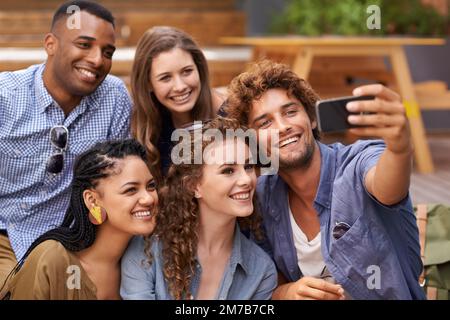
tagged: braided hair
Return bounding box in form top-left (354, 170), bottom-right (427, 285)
top-left (4, 139), bottom-right (149, 284)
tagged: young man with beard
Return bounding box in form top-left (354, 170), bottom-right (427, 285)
top-left (0, 1), bottom-right (131, 284)
top-left (225, 60), bottom-right (425, 300)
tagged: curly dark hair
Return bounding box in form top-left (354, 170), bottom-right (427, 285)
top-left (226, 59), bottom-right (321, 140)
top-left (148, 117), bottom-right (263, 300)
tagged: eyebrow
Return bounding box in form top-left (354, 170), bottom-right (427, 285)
top-left (155, 64), bottom-right (195, 78)
top-left (120, 181), bottom-right (139, 188)
top-left (218, 158), bottom-right (251, 169)
top-left (252, 102), bottom-right (298, 125)
top-left (75, 36), bottom-right (116, 51)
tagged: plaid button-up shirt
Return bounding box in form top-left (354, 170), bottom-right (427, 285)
top-left (0, 64), bottom-right (132, 260)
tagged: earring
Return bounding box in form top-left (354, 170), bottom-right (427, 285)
top-left (88, 205), bottom-right (107, 225)
top-left (194, 191), bottom-right (200, 199)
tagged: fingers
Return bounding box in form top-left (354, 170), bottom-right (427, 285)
top-left (287, 277), bottom-right (346, 300)
top-left (348, 113), bottom-right (406, 128)
top-left (347, 99), bottom-right (405, 116)
top-left (353, 84), bottom-right (401, 103)
top-left (303, 277), bottom-right (344, 295)
top-left (297, 286), bottom-right (344, 300)
top-left (348, 126), bottom-right (405, 139)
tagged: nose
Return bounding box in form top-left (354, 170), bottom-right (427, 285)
top-left (273, 115), bottom-right (292, 136)
top-left (86, 47), bottom-right (103, 68)
top-left (173, 75), bottom-right (188, 92)
top-left (237, 166), bottom-right (254, 187)
top-left (139, 190), bottom-right (157, 207)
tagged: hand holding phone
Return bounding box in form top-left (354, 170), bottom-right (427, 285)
top-left (315, 95), bottom-right (375, 133)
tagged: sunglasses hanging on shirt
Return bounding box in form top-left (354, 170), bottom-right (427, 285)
top-left (45, 125), bottom-right (68, 174)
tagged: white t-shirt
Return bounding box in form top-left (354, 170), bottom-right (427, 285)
top-left (288, 203), bottom-right (334, 282)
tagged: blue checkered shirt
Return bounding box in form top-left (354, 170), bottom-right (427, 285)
top-left (0, 64), bottom-right (132, 260)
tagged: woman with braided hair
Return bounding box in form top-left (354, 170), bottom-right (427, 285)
top-left (2, 139), bottom-right (158, 299)
top-left (121, 118), bottom-right (277, 300)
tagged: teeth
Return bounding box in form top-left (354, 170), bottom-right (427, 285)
top-left (279, 136), bottom-right (299, 148)
top-left (132, 211), bottom-right (152, 219)
top-left (231, 193), bottom-right (250, 200)
top-left (78, 68), bottom-right (96, 79)
top-left (172, 92), bottom-right (190, 102)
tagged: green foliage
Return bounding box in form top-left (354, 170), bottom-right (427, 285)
top-left (270, 0), bottom-right (448, 36)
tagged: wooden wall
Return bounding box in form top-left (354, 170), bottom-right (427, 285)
top-left (0, 0), bottom-right (246, 47)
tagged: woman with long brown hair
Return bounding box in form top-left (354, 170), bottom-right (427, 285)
top-left (131, 26), bottom-right (226, 178)
top-left (120, 118), bottom-right (277, 300)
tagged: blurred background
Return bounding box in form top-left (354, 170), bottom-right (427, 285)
top-left (0, 0), bottom-right (448, 204)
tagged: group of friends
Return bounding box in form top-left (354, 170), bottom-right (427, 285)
top-left (0, 1), bottom-right (425, 300)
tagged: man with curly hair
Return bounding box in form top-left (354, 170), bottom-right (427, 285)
top-left (225, 60), bottom-right (424, 300)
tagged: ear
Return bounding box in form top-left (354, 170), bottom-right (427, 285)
top-left (82, 189), bottom-right (100, 210)
top-left (181, 175), bottom-right (202, 199)
top-left (44, 33), bottom-right (58, 57)
top-left (193, 185), bottom-right (202, 199)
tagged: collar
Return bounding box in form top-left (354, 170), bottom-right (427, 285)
top-left (193, 224), bottom-right (250, 275)
top-left (313, 142), bottom-right (336, 209)
top-left (264, 141), bottom-right (336, 217)
top-left (228, 224), bottom-right (250, 275)
top-left (34, 64), bottom-right (54, 114)
top-left (35, 64), bottom-right (102, 114)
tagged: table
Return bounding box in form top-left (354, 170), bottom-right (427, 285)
top-left (220, 36), bottom-right (446, 174)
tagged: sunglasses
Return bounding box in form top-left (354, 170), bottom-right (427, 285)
top-left (45, 125), bottom-right (69, 174)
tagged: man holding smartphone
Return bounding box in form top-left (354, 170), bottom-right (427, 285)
top-left (225, 60), bottom-right (424, 299)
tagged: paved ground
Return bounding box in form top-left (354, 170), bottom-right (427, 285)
top-left (410, 134), bottom-right (450, 205)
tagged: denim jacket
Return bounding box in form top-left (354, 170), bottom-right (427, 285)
top-left (257, 140), bottom-right (425, 300)
top-left (120, 225), bottom-right (277, 300)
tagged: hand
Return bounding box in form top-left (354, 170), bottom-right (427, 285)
top-left (346, 84), bottom-right (412, 155)
top-left (283, 277), bottom-right (345, 300)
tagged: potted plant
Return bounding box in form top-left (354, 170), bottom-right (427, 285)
top-left (270, 0), bottom-right (448, 37)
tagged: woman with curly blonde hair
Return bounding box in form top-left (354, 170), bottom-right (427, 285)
top-left (120, 117), bottom-right (277, 300)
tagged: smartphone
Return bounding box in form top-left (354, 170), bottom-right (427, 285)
top-left (315, 95), bottom-right (375, 133)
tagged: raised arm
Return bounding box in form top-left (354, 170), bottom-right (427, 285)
top-left (346, 84), bottom-right (413, 205)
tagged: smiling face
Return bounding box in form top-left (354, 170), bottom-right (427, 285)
top-left (45, 11), bottom-right (116, 98)
top-left (249, 88), bottom-right (317, 170)
top-left (150, 47), bottom-right (201, 119)
top-left (89, 156), bottom-right (158, 236)
top-left (195, 139), bottom-right (257, 221)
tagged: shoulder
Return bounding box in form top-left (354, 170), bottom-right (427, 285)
top-left (328, 140), bottom-right (385, 177)
top-left (256, 174), bottom-right (284, 209)
top-left (10, 240), bottom-right (72, 287)
top-left (99, 74), bottom-right (129, 93)
top-left (256, 174), bottom-right (281, 194)
top-left (332, 139), bottom-right (385, 161)
top-left (123, 236), bottom-right (160, 264)
top-left (92, 74), bottom-right (131, 103)
top-left (26, 240), bottom-right (72, 270)
top-left (121, 236), bottom-right (160, 279)
top-left (239, 233), bottom-right (276, 274)
top-left (103, 74), bottom-right (128, 89)
top-left (0, 64), bottom-right (41, 94)
top-left (211, 87), bottom-right (228, 113)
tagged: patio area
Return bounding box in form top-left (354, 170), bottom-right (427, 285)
top-left (411, 134), bottom-right (450, 204)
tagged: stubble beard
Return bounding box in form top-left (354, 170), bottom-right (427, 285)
top-left (278, 138), bottom-right (316, 170)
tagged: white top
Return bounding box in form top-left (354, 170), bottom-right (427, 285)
top-left (288, 198), bottom-right (352, 299)
top-left (289, 206), bottom-right (326, 277)
top-left (288, 202), bottom-right (334, 282)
